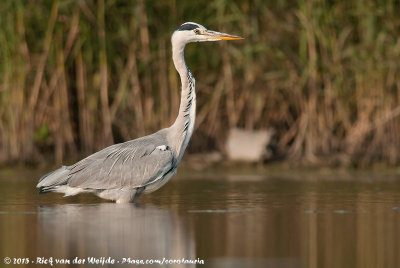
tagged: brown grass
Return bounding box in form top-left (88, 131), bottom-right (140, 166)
top-left (0, 0), bottom-right (400, 167)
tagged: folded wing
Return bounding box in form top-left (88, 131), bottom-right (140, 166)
top-left (38, 134), bottom-right (175, 192)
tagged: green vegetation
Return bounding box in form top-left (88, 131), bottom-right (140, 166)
top-left (0, 0), bottom-right (400, 166)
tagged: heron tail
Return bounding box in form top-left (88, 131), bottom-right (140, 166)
top-left (37, 166), bottom-right (70, 194)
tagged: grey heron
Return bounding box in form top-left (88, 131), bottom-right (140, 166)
top-left (37, 22), bottom-right (243, 203)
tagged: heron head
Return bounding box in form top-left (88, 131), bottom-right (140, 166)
top-left (172, 22), bottom-right (243, 45)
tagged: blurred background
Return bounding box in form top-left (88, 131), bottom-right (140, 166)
top-left (2, 0), bottom-right (400, 167)
top-left (2, 1), bottom-right (400, 267)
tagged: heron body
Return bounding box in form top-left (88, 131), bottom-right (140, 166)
top-left (37, 22), bottom-right (243, 203)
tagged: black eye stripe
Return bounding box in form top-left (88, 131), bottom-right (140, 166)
top-left (178, 23), bottom-right (199, 31)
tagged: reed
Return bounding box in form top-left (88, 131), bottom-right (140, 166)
top-left (0, 0), bottom-right (400, 167)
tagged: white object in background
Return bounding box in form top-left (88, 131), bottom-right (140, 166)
top-left (226, 128), bottom-right (274, 162)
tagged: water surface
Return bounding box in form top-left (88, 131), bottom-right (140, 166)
top-left (1, 169), bottom-right (400, 267)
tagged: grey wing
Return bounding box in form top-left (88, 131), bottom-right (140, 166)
top-left (67, 141), bottom-right (175, 190)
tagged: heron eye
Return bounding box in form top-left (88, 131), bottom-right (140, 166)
top-left (194, 29), bottom-right (200, 34)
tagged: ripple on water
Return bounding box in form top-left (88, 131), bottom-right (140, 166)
top-left (187, 209), bottom-right (252, 213)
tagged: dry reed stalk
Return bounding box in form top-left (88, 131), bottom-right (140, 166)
top-left (36, 69), bottom-right (58, 128)
top-left (221, 42), bottom-right (237, 127)
top-left (50, 69), bottom-right (62, 164)
top-left (157, 39), bottom-right (169, 128)
top-left (27, 0), bottom-right (58, 115)
top-left (168, 54), bottom-right (180, 124)
top-left (235, 18), bottom-right (253, 130)
top-left (64, 10), bottom-right (80, 60)
top-left (13, 3), bottom-right (31, 160)
top-left (97, 0), bottom-right (113, 146)
top-left (196, 80), bottom-right (224, 130)
top-left (110, 42), bottom-right (136, 121)
top-left (130, 57), bottom-right (145, 138)
top-left (56, 45), bottom-right (77, 159)
top-left (76, 49), bottom-right (93, 153)
top-left (137, 0), bottom-right (153, 131)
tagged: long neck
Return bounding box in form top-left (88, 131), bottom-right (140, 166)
top-left (169, 42), bottom-right (197, 162)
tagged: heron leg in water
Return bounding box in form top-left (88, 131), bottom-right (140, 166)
top-left (129, 186), bottom-right (146, 203)
top-left (103, 187), bottom-right (144, 203)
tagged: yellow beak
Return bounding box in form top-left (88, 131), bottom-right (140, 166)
top-left (204, 30), bottom-right (244, 40)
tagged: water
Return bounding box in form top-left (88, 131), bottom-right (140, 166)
top-left (1, 169), bottom-right (400, 267)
